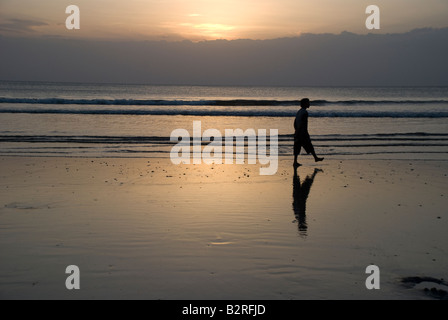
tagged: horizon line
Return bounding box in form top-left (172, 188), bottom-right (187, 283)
top-left (2, 79), bottom-right (448, 88)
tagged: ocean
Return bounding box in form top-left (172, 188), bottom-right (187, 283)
top-left (0, 81), bottom-right (447, 160)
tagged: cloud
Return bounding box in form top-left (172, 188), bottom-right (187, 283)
top-left (0, 28), bottom-right (447, 86)
top-left (0, 18), bottom-right (48, 35)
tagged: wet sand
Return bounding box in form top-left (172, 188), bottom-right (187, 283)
top-left (0, 156), bottom-right (447, 299)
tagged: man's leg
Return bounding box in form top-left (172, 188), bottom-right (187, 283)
top-left (309, 146), bottom-right (324, 162)
top-left (294, 154), bottom-right (301, 167)
top-left (293, 142), bottom-right (301, 167)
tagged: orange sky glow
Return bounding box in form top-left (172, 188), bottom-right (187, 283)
top-left (0, 0), bottom-right (447, 41)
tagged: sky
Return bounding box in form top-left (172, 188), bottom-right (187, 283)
top-left (1, 1), bottom-right (447, 86)
top-left (2, 28), bottom-right (447, 86)
top-left (1, 0), bottom-right (448, 41)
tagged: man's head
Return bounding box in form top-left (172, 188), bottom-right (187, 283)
top-left (300, 98), bottom-right (310, 109)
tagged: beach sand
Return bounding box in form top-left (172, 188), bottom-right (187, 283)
top-left (0, 156), bottom-right (447, 300)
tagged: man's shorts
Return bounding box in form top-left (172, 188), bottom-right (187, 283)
top-left (294, 134), bottom-right (313, 155)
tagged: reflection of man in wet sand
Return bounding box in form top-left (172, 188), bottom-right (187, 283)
top-left (294, 98), bottom-right (324, 168)
top-left (293, 168), bottom-right (322, 237)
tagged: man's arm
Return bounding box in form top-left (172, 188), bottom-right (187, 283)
top-left (294, 110), bottom-right (305, 133)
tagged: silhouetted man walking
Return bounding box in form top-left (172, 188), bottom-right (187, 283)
top-left (294, 98), bottom-right (324, 167)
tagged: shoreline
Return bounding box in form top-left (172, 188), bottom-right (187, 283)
top-left (0, 156), bottom-right (447, 299)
